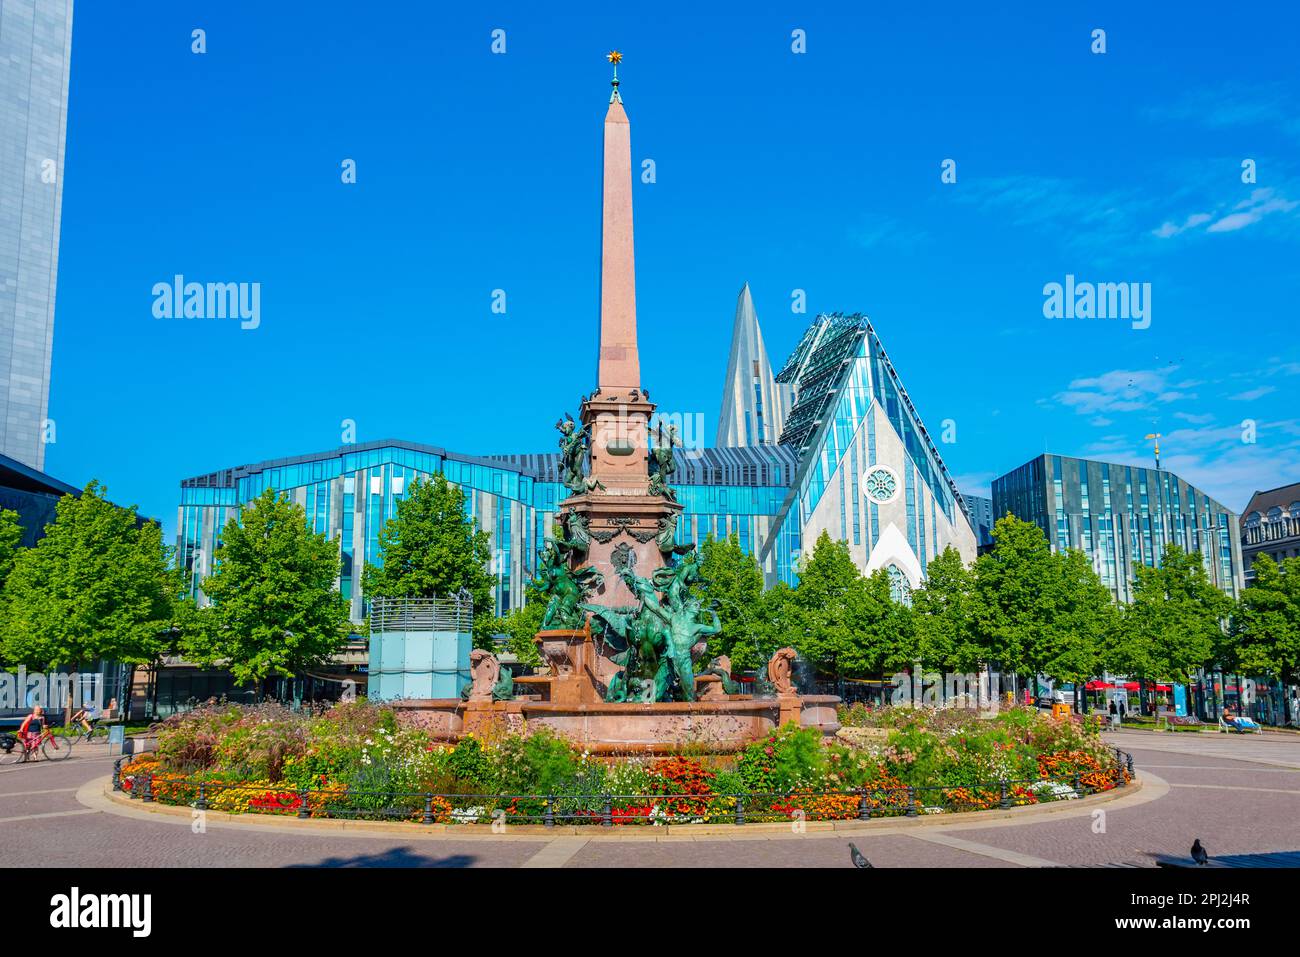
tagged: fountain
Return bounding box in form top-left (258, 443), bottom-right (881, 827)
top-left (390, 55), bottom-right (839, 752)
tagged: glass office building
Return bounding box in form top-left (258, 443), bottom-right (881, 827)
top-left (179, 441), bottom-right (799, 622)
top-left (0, 0), bottom-right (73, 470)
top-left (992, 453), bottom-right (1243, 602)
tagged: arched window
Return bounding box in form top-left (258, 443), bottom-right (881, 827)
top-left (1268, 506), bottom-right (1283, 522)
top-left (1289, 502), bottom-right (1300, 519)
top-left (887, 563), bottom-right (912, 606)
top-left (1245, 511), bottom-right (1262, 527)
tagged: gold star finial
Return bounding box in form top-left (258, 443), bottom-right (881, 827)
top-left (607, 50), bottom-right (623, 103)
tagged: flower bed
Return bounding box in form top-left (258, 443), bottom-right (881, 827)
top-left (118, 701), bottom-right (1131, 825)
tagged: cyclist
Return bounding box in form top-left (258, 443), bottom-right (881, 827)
top-left (17, 705), bottom-right (45, 753)
top-left (71, 700), bottom-right (99, 740)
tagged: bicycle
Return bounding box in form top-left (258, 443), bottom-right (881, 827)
top-left (0, 727), bottom-right (74, 764)
top-left (71, 720), bottom-right (109, 745)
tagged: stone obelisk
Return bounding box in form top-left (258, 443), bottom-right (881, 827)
top-left (566, 54), bottom-right (682, 619)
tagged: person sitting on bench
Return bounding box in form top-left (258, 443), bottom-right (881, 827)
top-left (1221, 706), bottom-right (1260, 732)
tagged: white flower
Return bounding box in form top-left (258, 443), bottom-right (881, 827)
top-left (1032, 781), bottom-right (1078, 800)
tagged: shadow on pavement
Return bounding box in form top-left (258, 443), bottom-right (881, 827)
top-left (290, 846), bottom-right (477, 868)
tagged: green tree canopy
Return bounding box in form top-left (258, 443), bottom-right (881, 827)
top-left (1, 482), bottom-right (173, 670)
top-left (1230, 555), bottom-right (1300, 693)
top-left (691, 531), bottom-right (764, 663)
top-left (971, 514), bottom-right (1060, 678)
top-left (789, 532), bottom-right (913, 678)
top-left (0, 508), bottom-right (22, 592)
top-left (362, 475), bottom-right (494, 643)
top-left (1109, 544), bottom-right (1230, 684)
top-left (484, 580), bottom-right (545, 667)
top-left (187, 488), bottom-right (350, 683)
top-left (1034, 547), bottom-right (1113, 689)
top-left (911, 545), bottom-right (980, 672)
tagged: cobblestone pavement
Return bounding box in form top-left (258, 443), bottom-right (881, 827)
top-left (2, 733), bottom-right (1297, 868)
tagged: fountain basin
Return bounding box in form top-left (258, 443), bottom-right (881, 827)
top-left (391, 694), bottom-right (841, 755)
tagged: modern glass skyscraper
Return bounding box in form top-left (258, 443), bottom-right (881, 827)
top-left (992, 453), bottom-right (1243, 602)
top-left (0, 0), bottom-right (73, 470)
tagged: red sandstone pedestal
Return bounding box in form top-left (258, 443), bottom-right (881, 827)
top-left (532, 623), bottom-right (610, 705)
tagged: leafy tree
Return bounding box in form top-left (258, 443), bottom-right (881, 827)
top-left (789, 532), bottom-right (912, 678)
top-left (0, 483), bottom-right (175, 717)
top-left (971, 515), bottom-right (1059, 692)
top-left (187, 489), bottom-right (350, 684)
top-left (0, 508), bottom-right (23, 591)
top-left (863, 566), bottom-right (917, 674)
top-left (362, 475), bottom-right (494, 644)
top-left (1034, 548), bottom-right (1113, 708)
top-left (1109, 545), bottom-right (1230, 710)
top-left (485, 581), bottom-right (545, 667)
top-left (740, 580), bottom-right (797, 672)
top-left (911, 546), bottom-right (980, 672)
top-left (1231, 555), bottom-right (1300, 723)
top-left (692, 532), bottom-right (764, 662)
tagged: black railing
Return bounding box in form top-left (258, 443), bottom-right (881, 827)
top-left (114, 748), bottom-right (1134, 827)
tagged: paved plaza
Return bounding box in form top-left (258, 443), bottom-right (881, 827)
top-left (3, 730), bottom-right (1298, 868)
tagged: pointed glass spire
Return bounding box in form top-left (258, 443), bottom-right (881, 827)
top-left (716, 283), bottom-right (792, 447)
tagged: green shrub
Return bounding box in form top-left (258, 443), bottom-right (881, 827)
top-left (736, 723), bottom-right (827, 792)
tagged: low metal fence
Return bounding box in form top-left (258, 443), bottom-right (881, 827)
top-left (114, 748), bottom-right (1134, 828)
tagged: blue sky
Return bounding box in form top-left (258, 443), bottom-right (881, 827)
top-left (49, 1), bottom-right (1300, 537)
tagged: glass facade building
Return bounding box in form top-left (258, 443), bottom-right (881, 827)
top-left (179, 441), bottom-right (800, 622)
top-left (759, 313), bottom-right (977, 591)
top-left (0, 0), bottom-right (72, 470)
top-left (176, 310), bottom-right (975, 622)
top-left (992, 453), bottom-right (1243, 602)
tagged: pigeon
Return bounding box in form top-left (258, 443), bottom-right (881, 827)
top-left (1191, 839), bottom-right (1209, 865)
top-left (849, 842), bottom-right (872, 868)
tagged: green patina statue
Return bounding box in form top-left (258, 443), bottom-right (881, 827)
top-left (621, 566), bottom-right (720, 703)
top-left (656, 512), bottom-right (694, 556)
top-left (647, 421), bottom-right (679, 500)
top-left (553, 510), bottom-right (590, 559)
top-left (535, 540), bottom-right (603, 630)
top-left (556, 415), bottom-right (601, 495)
top-left (583, 602), bottom-right (671, 703)
top-left (651, 548), bottom-right (703, 613)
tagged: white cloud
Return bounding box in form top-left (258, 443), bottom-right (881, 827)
top-left (1078, 419), bottom-right (1300, 511)
top-left (1152, 212), bottom-right (1213, 238)
top-left (1146, 83), bottom-right (1300, 141)
top-left (1229, 385), bottom-right (1276, 401)
top-left (1154, 188), bottom-right (1299, 239)
top-left (1053, 367), bottom-right (1189, 415)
